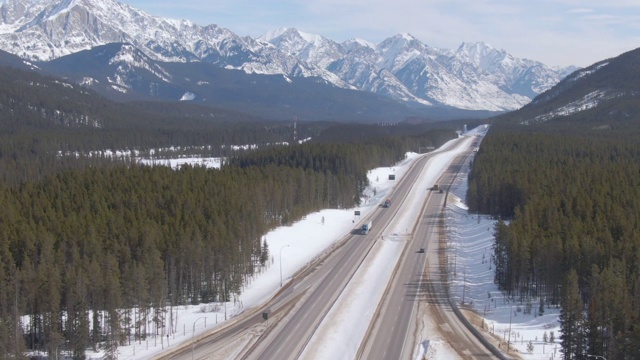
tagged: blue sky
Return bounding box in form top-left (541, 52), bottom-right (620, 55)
top-left (126, 0), bottom-right (640, 67)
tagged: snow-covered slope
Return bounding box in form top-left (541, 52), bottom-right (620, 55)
top-left (262, 30), bottom-right (572, 111)
top-left (0, 0), bottom-right (574, 112)
top-left (0, 0), bottom-right (318, 77)
top-left (495, 47), bottom-right (640, 125)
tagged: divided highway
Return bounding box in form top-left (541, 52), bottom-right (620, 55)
top-left (157, 131), bottom-right (501, 360)
top-left (358, 136), bottom-right (501, 359)
top-left (242, 138), bottom-right (447, 360)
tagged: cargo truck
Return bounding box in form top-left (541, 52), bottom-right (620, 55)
top-left (361, 220), bottom-right (372, 235)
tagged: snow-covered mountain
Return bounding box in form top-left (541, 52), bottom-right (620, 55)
top-left (260, 30), bottom-right (575, 111)
top-left (495, 46), bottom-right (640, 125)
top-left (0, 0), bottom-right (575, 112)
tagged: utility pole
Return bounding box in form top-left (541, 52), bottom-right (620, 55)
top-left (191, 317), bottom-right (207, 360)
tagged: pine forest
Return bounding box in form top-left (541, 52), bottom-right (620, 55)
top-left (467, 122), bottom-right (640, 359)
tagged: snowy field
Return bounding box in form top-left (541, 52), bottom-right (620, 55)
top-left (136, 157), bottom-right (222, 169)
top-left (73, 125), bottom-right (560, 360)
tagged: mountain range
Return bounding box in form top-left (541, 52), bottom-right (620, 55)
top-left (0, 0), bottom-right (577, 120)
top-left (496, 46), bottom-right (640, 126)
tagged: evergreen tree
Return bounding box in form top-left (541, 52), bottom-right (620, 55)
top-left (260, 239), bottom-right (269, 267)
top-left (560, 269), bottom-right (586, 359)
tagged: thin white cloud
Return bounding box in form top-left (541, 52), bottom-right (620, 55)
top-left (567, 8), bottom-right (595, 13)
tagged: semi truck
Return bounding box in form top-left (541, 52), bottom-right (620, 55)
top-left (361, 220), bottom-right (372, 235)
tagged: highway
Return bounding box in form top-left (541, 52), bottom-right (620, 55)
top-left (358, 137), bottom-right (500, 359)
top-left (242, 138), bottom-right (453, 360)
top-left (157, 131), bottom-right (501, 360)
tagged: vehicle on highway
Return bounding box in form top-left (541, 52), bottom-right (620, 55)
top-left (361, 220), bottom-right (372, 235)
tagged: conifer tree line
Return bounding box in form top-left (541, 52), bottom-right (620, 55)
top-left (467, 123), bottom-right (640, 359)
top-left (0, 127), bottom-right (453, 358)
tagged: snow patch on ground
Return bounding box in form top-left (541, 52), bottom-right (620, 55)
top-left (180, 92), bottom-right (196, 100)
top-left (418, 339), bottom-right (460, 360)
top-left (525, 89), bottom-right (621, 124)
top-left (137, 157), bottom-right (222, 169)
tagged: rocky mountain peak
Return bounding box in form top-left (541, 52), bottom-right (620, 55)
top-left (0, 0), bottom-right (576, 112)
top-left (377, 33), bottom-right (430, 54)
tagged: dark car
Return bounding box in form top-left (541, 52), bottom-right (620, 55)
top-left (418, 248), bottom-right (425, 253)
